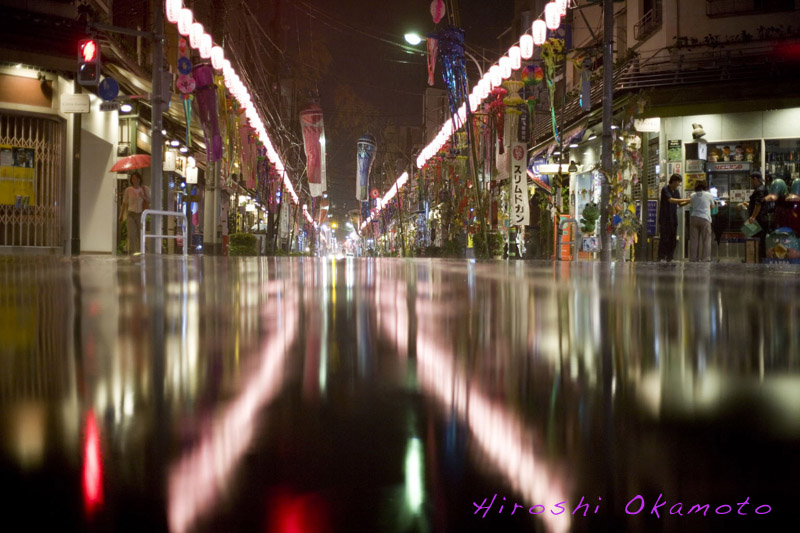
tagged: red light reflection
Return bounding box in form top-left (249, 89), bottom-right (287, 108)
top-left (82, 411), bottom-right (103, 515)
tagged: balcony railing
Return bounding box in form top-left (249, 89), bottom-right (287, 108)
top-left (634, 3), bottom-right (663, 41)
top-left (706, 0), bottom-right (796, 18)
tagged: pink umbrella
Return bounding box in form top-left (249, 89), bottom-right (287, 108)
top-left (110, 154), bottom-right (151, 172)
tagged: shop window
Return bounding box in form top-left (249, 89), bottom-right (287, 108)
top-left (765, 139), bottom-right (800, 184)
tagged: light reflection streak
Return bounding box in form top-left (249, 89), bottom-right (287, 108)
top-left (167, 283), bottom-right (298, 533)
top-left (373, 268), bottom-right (571, 533)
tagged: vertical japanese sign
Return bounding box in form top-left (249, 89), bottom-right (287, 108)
top-left (509, 142), bottom-right (529, 226)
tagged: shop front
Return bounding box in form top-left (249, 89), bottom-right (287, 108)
top-left (661, 107), bottom-right (800, 261)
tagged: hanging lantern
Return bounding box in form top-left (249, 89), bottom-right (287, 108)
top-left (520, 34), bottom-right (534, 60)
top-left (199, 33), bottom-right (213, 59)
top-left (532, 20), bottom-right (547, 45)
top-left (509, 46), bottom-right (521, 70)
top-left (189, 22), bottom-right (203, 49)
top-left (211, 46), bottom-right (224, 70)
top-left (469, 93), bottom-right (478, 112)
top-left (499, 56), bottom-right (512, 79)
top-left (545, 2), bottom-right (560, 30)
top-left (177, 8), bottom-right (192, 36)
top-left (556, 0), bottom-right (569, 16)
top-left (165, 0), bottom-right (182, 24)
top-left (489, 65), bottom-right (502, 88)
top-left (430, 0), bottom-right (446, 24)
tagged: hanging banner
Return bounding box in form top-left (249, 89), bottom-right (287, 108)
top-left (356, 134), bottom-right (377, 202)
top-left (0, 146), bottom-right (35, 206)
top-left (300, 103), bottom-right (326, 197)
top-left (509, 142), bottom-right (530, 226)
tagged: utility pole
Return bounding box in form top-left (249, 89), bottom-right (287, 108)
top-left (599, 0), bottom-right (614, 262)
top-left (151, 2), bottom-right (165, 254)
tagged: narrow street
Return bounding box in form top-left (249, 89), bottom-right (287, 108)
top-left (1, 256), bottom-right (797, 532)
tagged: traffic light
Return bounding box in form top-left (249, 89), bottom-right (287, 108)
top-left (77, 39), bottom-right (101, 86)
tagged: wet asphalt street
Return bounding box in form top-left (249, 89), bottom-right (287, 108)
top-left (0, 256), bottom-right (799, 533)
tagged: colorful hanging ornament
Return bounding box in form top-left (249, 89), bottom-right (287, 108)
top-left (437, 26), bottom-right (471, 142)
top-left (521, 64), bottom-right (544, 86)
top-left (430, 0), bottom-right (446, 24)
top-left (427, 37), bottom-right (439, 86)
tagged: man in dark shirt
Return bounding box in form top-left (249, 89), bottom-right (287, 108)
top-left (658, 174), bottom-right (690, 261)
top-left (742, 171), bottom-right (769, 259)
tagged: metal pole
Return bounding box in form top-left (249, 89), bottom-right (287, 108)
top-left (71, 81), bottom-right (82, 256)
top-left (599, 0), bottom-right (614, 262)
top-left (151, 2), bottom-right (165, 254)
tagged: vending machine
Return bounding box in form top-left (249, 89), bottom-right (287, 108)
top-left (705, 161), bottom-right (753, 234)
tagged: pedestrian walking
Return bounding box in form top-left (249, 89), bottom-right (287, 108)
top-left (689, 181), bottom-right (716, 262)
top-left (120, 172), bottom-right (151, 254)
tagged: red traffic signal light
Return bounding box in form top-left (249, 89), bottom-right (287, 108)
top-left (77, 39), bottom-right (101, 87)
top-left (80, 40), bottom-right (97, 62)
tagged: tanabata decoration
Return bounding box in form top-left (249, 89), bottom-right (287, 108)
top-left (427, 36), bottom-right (438, 86)
top-left (356, 134), bottom-right (377, 202)
top-left (521, 64), bottom-right (544, 86)
top-left (430, 0), bottom-right (445, 24)
top-left (193, 63), bottom-right (222, 161)
top-left (438, 26), bottom-right (470, 134)
top-left (300, 103), bottom-right (326, 197)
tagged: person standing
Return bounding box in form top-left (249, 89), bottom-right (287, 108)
top-left (119, 172), bottom-right (150, 254)
top-left (688, 181), bottom-right (716, 262)
top-left (658, 174), bottom-right (690, 262)
top-left (741, 171), bottom-right (769, 260)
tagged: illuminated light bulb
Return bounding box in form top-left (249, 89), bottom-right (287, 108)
top-left (532, 20), bottom-right (547, 45)
top-left (165, 0), bottom-right (182, 24)
top-left (211, 46), bottom-right (224, 69)
top-left (490, 65), bottom-right (502, 88)
top-left (189, 22), bottom-right (203, 49)
top-left (545, 2), bottom-right (560, 30)
top-left (199, 33), bottom-right (212, 59)
top-left (177, 8), bottom-right (192, 36)
top-left (499, 56), bottom-right (512, 79)
top-left (509, 46), bottom-right (521, 70)
top-left (556, 0), bottom-right (569, 16)
top-left (520, 34), bottom-right (534, 59)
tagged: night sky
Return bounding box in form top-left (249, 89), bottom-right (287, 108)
top-left (283, 0), bottom-right (515, 217)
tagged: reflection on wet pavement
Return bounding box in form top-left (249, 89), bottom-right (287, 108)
top-left (0, 256), bottom-right (798, 532)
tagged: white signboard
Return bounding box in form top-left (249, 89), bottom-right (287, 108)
top-left (164, 150), bottom-right (177, 172)
top-left (185, 166), bottom-right (198, 184)
top-left (509, 142), bottom-right (530, 226)
top-left (60, 94), bottom-right (91, 114)
top-left (634, 117), bottom-right (661, 132)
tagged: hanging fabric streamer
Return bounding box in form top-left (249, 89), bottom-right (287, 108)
top-left (437, 26), bottom-right (470, 139)
top-left (430, 0), bottom-right (446, 24)
top-left (427, 37), bottom-right (438, 87)
top-left (356, 134), bottom-right (377, 202)
top-left (183, 95), bottom-right (192, 148)
top-left (193, 64), bottom-right (222, 162)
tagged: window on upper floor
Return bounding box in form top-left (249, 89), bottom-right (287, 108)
top-left (634, 0), bottom-right (663, 41)
top-left (706, 0), bottom-right (797, 17)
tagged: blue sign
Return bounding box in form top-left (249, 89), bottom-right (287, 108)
top-left (178, 57), bottom-right (193, 75)
top-left (635, 200), bottom-right (659, 236)
top-left (98, 78), bottom-right (119, 102)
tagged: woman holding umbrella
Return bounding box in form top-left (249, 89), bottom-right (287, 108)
top-left (119, 172), bottom-right (150, 254)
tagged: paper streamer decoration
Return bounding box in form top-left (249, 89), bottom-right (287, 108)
top-left (193, 63), bottom-right (222, 161)
top-left (427, 37), bottom-right (438, 86)
top-left (430, 0), bottom-right (445, 24)
top-left (300, 104), bottom-right (326, 197)
top-left (356, 134), bottom-right (377, 202)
